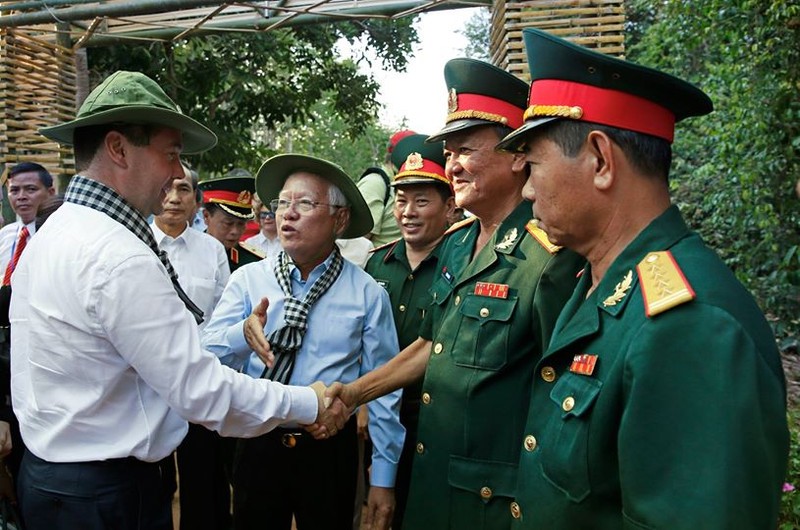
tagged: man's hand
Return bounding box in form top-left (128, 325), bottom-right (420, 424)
top-left (306, 381), bottom-right (349, 440)
top-left (364, 486), bottom-right (395, 530)
top-left (0, 421), bottom-right (12, 459)
top-left (356, 405), bottom-right (370, 441)
top-left (243, 297), bottom-right (274, 367)
top-left (304, 381), bottom-right (360, 439)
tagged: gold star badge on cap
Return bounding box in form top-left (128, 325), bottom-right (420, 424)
top-left (448, 88), bottom-right (459, 113)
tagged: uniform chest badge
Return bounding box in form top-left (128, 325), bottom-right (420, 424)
top-left (570, 353), bottom-right (598, 376)
top-left (495, 227), bottom-right (518, 251)
top-left (602, 270), bottom-right (632, 307)
top-left (441, 266), bottom-right (454, 283)
top-left (474, 281), bottom-right (509, 299)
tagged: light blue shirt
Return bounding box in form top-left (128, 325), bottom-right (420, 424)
top-left (202, 251), bottom-right (404, 487)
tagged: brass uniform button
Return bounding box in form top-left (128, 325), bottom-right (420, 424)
top-left (407, 274), bottom-right (414, 280)
top-left (399, 304), bottom-right (406, 312)
top-left (540, 366), bottom-right (556, 383)
top-left (510, 502), bottom-right (521, 519)
top-left (433, 343), bottom-right (443, 354)
top-left (416, 442), bottom-right (425, 454)
top-left (523, 435), bottom-right (537, 452)
top-left (479, 307), bottom-right (490, 318)
top-left (421, 392), bottom-right (431, 405)
top-left (454, 295), bottom-right (461, 306)
top-left (480, 486), bottom-right (493, 499)
top-left (562, 396), bottom-right (575, 412)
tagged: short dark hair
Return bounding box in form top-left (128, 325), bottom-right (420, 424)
top-left (539, 120), bottom-right (672, 180)
top-left (9, 162), bottom-right (53, 188)
top-left (73, 123), bottom-right (156, 171)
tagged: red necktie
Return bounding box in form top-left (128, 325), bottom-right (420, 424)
top-left (3, 226), bottom-right (30, 286)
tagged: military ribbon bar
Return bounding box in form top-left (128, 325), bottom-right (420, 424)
top-left (474, 282), bottom-right (509, 299)
top-left (569, 354), bottom-right (598, 376)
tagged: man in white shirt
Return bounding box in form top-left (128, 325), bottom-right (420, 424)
top-left (244, 202), bottom-right (281, 263)
top-left (0, 162), bottom-right (55, 276)
top-left (11, 70), bottom-right (347, 530)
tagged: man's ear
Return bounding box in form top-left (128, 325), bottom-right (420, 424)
top-left (585, 130), bottom-right (616, 191)
top-left (104, 131), bottom-right (129, 169)
top-left (334, 207), bottom-right (351, 238)
top-left (510, 151), bottom-right (528, 174)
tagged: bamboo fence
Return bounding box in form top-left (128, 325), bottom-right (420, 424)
top-left (0, 27), bottom-right (75, 186)
top-left (490, 0), bottom-right (626, 81)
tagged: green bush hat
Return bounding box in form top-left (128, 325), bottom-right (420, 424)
top-left (198, 176), bottom-right (256, 219)
top-left (497, 29), bottom-right (713, 151)
top-left (427, 58), bottom-right (529, 143)
top-left (39, 70), bottom-right (217, 155)
top-left (256, 154), bottom-right (373, 239)
top-left (390, 134), bottom-right (452, 193)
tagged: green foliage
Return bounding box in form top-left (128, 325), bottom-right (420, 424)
top-left (86, 18), bottom-right (418, 175)
top-left (780, 410), bottom-right (800, 528)
top-left (626, 0), bottom-right (800, 339)
top-left (460, 7), bottom-right (491, 60)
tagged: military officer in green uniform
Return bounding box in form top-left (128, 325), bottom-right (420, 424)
top-left (199, 176), bottom-right (265, 272)
top-left (319, 59), bottom-right (585, 530)
top-left (496, 29), bottom-right (789, 529)
top-left (365, 133), bottom-right (455, 529)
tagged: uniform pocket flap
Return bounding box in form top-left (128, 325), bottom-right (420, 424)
top-left (429, 277), bottom-right (454, 307)
top-left (549, 373), bottom-right (602, 418)
top-left (448, 454), bottom-right (517, 499)
top-left (459, 294), bottom-right (517, 324)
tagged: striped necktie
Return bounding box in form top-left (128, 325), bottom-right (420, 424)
top-left (2, 226), bottom-right (29, 286)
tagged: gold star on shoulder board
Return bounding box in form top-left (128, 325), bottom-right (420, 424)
top-left (602, 270), bottom-right (633, 307)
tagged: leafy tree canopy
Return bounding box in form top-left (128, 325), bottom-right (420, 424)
top-left (87, 18), bottom-right (419, 175)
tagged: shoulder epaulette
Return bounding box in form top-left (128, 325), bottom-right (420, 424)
top-left (636, 251), bottom-right (695, 317)
top-left (445, 216), bottom-right (477, 235)
top-left (239, 242), bottom-right (266, 259)
top-left (525, 219), bottom-right (561, 254)
top-left (370, 237), bottom-right (400, 254)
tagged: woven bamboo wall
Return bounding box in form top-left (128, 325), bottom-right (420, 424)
top-left (490, 0), bottom-right (626, 81)
top-left (0, 27), bottom-right (76, 188)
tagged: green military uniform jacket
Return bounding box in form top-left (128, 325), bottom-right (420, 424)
top-left (511, 205), bottom-right (789, 529)
top-left (403, 201), bottom-right (585, 530)
top-left (228, 242), bottom-right (264, 273)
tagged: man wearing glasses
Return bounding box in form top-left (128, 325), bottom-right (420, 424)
top-left (202, 154), bottom-right (404, 530)
top-left (244, 201), bottom-right (281, 263)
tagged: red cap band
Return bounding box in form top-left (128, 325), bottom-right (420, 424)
top-left (398, 159), bottom-right (446, 177)
top-left (528, 79), bottom-right (676, 142)
top-left (449, 93), bottom-right (525, 130)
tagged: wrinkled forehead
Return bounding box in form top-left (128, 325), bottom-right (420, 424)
top-left (279, 171), bottom-right (330, 197)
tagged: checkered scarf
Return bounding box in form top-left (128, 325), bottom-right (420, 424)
top-left (64, 175), bottom-right (204, 324)
top-left (261, 247), bottom-right (344, 383)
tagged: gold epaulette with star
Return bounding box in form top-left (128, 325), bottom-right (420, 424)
top-left (636, 251), bottom-right (695, 317)
top-left (525, 219), bottom-right (561, 255)
top-left (239, 242), bottom-right (266, 259)
top-left (444, 215), bottom-right (477, 235)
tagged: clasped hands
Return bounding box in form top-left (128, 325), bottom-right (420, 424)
top-left (243, 298), bottom-right (357, 438)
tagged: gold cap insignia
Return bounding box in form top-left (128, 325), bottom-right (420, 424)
top-left (495, 227), bottom-right (518, 251)
top-left (237, 190), bottom-right (252, 205)
top-left (448, 88), bottom-right (458, 113)
top-left (405, 152), bottom-right (424, 170)
top-left (602, 270), bottom-right (633, 307)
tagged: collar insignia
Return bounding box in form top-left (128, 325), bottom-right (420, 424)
top-left (448, 88), bottom-right (458, 113)
top-left (495, 227), bottom-right (518, 250)
top-left (602, 270), bottom-right (633, 307)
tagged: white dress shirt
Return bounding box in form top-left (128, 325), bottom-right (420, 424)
top-left (10, 203), bottom-right (318, 463)
top-left (0, 220), bottom-right (36, 276)
top-left (243, 232), bottom-right (282, 263)
top-left (151, 221), bottom-right (230, 329)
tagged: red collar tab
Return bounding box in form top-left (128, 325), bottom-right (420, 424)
top-left (526, 79), bottom-right (676, 143)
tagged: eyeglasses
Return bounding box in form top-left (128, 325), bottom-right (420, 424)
top-left (259, 211), bottom-right (276, 219)
top-left (269, 198), bottom-right (345, 214)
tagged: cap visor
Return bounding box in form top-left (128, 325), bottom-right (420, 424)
top-left (495, 117), bottom-right (559, 152)
top-left (426, 118), bottom-right (496, 143)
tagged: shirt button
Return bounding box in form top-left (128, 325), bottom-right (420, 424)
top-left (433, 343), bottom-right (443, 354)
top-left (540, 366), bottom-right (556, 383)
top-left (523, 435), bottom-right (537, 452)
top-left (480, 486), bottom-right (493, 499)
top-left (562, 396), bottom-right (575, 412)
top-left (454, 295), bottom-right (461, 306)
top-left (399, 304), bottom-right (406, 312)
top-left (416, 442), bottom-right (425, 454)
top-left (407, 274), bottom-right (414, 280)
top-left (421, 392), bottom-right (431, 405)
top-left (510, 502), bottom-right (521, 519)
top-left (479, 307), bottom-right (490, 318)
